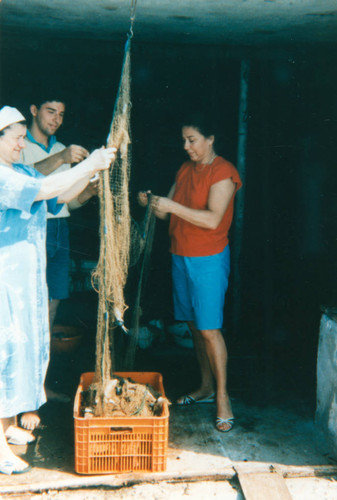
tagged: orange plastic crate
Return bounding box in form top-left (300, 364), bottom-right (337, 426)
top-left (74, 372), bottom-right (169, 474)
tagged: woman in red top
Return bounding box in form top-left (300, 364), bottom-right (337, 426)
top-left (138, 118), bottom-right (242, 432)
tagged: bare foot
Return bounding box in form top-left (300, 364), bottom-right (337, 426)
top-left (20, 412), bottom-right (40, 431)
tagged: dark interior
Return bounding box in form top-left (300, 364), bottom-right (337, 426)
top-left (1, 21), bottom-right (337, 411)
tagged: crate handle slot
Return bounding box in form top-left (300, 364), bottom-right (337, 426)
top-left (110, 426), bottom-right (133, 433)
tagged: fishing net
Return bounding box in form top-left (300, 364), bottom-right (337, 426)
top-left (80, 375), bottom-right (168, 418)
top-left (90, 1), bottom-right (156, 415)
top-left (124, 200), bottom-right (156, 370)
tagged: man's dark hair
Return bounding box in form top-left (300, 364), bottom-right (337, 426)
top-left (30, 89), bottom-right (67, 109)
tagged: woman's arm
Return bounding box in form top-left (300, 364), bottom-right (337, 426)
top-left (35, 148), bottom-right (115, 202)
top-left (55, 176), bottom-right (91, 204)
top-left (153, 183), bottom-right (176, 219)
top-left (137, 184), bottom-right (176, 220)
top-left (152, 178), bottom-right (236, 229)
top-left (56, 176), bottom-right (99, 205)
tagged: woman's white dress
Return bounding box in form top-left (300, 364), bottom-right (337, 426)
top-left (0, 163), bottom-right (61, 418)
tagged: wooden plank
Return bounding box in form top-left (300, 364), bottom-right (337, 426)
top-left (237, 470), bottom-right (293, 500)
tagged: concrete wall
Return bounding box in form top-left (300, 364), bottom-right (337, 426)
top-left (316, 313), bottom-right (337, 458)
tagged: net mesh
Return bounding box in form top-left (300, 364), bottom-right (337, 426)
top-left (91, 39), bottom-right (132, 407)
top-left (91, 18), bottom-right (156, 414)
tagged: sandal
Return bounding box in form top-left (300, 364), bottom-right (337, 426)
top-left (0, 460), bottom-right (32, 475)
top-left (215, 416), bottom-right (235, 433)
top-left (176, 393), bottom-right (215, 405)
top-left (5, 425), bottom-right (36, 445)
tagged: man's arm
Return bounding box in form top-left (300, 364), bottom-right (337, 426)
top-left (34, 145), bottom-right (89, 175)
top-left (68, 179), bottom-right (99, 209)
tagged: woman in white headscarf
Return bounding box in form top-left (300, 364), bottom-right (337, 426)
top-left (0, 106), bottom-right (116, 475)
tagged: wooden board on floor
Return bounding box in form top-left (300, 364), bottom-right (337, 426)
top-left (237, 470), bottom-right (293, 500)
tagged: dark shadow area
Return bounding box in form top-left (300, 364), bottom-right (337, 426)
top-left (20, 307), bottom-right (334, 477)
top-left (1, 29), bottom-right (336, 418)
top-left (51, 288), bottom-right (321, 415)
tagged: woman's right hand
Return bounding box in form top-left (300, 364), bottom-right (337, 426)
top-left (137, 190), bottom-right (151, 207)
top-left (87, 147), bottom-right (117, 175)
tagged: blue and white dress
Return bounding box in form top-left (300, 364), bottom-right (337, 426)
top-left (0, 163), bottom-right (62, 418)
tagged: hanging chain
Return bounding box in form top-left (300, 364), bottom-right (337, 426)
top-left (128, 0), bottom-right (137, 39)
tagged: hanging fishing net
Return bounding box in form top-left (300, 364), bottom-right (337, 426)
top-left (90, 1), bottom-right (157, 415)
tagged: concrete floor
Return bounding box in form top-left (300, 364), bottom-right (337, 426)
top-left (0, 292), bottom-right (337, 500)
top-left (1, 393), bottom-right (337, 498)
top-left (1, 292), bottom-right (337, 498)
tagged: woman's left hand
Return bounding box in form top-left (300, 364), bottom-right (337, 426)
top-left (151, 195), bottom-right (173, 215)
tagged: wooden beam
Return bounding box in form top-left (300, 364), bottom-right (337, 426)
top-left (231, 58), bottom-right (250, 335)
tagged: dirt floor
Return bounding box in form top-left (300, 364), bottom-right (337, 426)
top-left (1, 292), bottom-right (337, 498)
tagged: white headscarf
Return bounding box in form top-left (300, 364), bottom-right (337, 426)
top-left (0, 106), bottom-right (26, 132)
